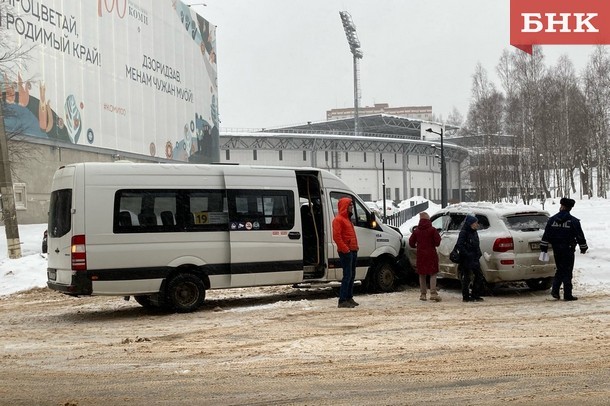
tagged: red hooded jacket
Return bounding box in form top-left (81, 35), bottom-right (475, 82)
top-left (332, 197), bottom-right (359, 254)
top-left (408, 218), bottom-right (441, 275)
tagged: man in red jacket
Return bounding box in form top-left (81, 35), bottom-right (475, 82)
top-left (332, 197), bottom-right (360, 308)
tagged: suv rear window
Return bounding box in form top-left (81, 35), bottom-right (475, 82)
top-left (504, 214), bottom-right (548, 231)
top-left (48, 189), bottom-right (72, 238)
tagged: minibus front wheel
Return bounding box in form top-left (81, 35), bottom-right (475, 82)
top-left (369, 260), bottom-right (397, 293)
top-left (167, 273), bottom-right (206, 313)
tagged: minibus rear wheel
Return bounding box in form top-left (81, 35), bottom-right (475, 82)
top-left (167, 273), bottom-right (206, 313)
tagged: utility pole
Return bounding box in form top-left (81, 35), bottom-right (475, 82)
top-left (0, 101), bottom-right (22, 258)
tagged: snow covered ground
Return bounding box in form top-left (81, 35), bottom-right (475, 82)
top-left (1, 197), bottom-right (609, 297)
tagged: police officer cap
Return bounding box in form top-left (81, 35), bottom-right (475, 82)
top-left (560, 197), bottom-right (575, 209)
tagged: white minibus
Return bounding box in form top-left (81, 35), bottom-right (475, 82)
top-left (46, 162), bottom-right (405, 312)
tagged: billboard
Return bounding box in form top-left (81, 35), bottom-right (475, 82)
top-left (0, 0), bottom-right (219, 163)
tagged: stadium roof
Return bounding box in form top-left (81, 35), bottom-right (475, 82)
top-left (261, 114), bottom-right (460, 139)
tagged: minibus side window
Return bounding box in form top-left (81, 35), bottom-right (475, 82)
top-left (329, 193), bottom-right (350, 218)
top-left (228, 190), bottom-right (294, 230)
top-left (186, 190), bottom-right (229, 231)
top-left (114, 189), bottom-right (229, 233)
top-left (329, 192), bottom-right (370, 228)
top-left (352, 199), bottom-right (369, 227)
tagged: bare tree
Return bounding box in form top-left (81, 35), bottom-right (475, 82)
top-left (465, 45), bottom-right (609, 204)
top-left (0, 0), bottom-right (37, 258)
top-left (505, 47), bottom-right (547, 204)
top-left (446, 107), bottom-right (464, 127)
top-left (496, 50), bottom-right (522, 202)
top-left (583, 46), bottom-right (610, 199)
top-left (465, 63), bottom-right (504, 136)
top-left (542, 55), bottom-right (590, 199)
top-left (463, 63), bottom-right (507, 202)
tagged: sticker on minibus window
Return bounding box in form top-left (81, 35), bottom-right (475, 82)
top-left (193, 212), bottom-right (228, 225)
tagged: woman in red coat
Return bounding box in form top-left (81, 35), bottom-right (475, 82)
top-left (408, 212), bottom-right (442, 301)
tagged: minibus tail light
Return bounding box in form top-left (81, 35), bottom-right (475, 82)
top-left (71, 234), bottom-right (87, 271)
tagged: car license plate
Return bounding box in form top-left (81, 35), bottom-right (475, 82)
top-left (48, 269), bottom-right (56, 281)
top-left (529, 242), bottom-right (540, 251)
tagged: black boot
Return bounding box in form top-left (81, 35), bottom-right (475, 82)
top-left (338, 300), bottom-right (355, 308)
top-left (564, 296), bottom-right (578, 301)
top-left (564, 289), bottom-right (578, 301)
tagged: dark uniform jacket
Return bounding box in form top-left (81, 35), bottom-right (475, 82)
top-left (540, 211), bottom-right (587, 253)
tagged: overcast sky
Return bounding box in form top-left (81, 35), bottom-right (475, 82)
top-left (184, 0), bottom-right (599, 130)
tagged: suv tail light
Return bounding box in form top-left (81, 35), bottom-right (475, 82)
top-left (71, 234), bottom-right (87, 271)
top-left (493, 237), bottom-right (514, 252)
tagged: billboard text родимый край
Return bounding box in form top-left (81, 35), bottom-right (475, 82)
top-left (1, 0), bottom-right (219, 163)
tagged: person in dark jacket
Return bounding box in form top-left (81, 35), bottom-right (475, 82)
top-left (456, 215), bottom-right (485, 302)
top-left (540, 197), bottom-right (588, 301)
top-left (332, 197), bottom-right (360, 308)
top-left (409, 212), bottom-right (442, 301)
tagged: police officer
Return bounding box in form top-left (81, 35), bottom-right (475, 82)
top-left (540, 198), bottom-right (588, 301)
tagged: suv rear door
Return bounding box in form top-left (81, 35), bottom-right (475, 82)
top-left (430, 212), bottom-right (463, 279)
top-left (503, 212), bottom-right (551, 265)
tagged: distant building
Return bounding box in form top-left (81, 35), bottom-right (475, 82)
top-left (326, 104), bottom-right (433, 121)
top-left (220, 116), bottom-right (469, 205)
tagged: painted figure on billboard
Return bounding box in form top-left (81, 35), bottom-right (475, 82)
top-left (1, 73), bottom-right (73, 144)
top-left (1, 0), bottom-right (219, 163)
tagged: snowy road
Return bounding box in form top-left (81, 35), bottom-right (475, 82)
top-left (1, 283), bottom-right (608, 405)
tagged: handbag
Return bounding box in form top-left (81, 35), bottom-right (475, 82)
top-left (449, 246), bottom-right (461, 263)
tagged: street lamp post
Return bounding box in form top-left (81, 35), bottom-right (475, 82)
top-left (339, 11), bottom-right (363, 137)
top-left (382, 159), bottom-right (386, 223)
top-left (426, 127), bottom-right (447, 208)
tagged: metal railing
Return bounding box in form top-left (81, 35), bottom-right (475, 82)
top-left (383, 201), bottom-right (429, 227)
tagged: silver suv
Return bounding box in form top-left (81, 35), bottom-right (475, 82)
top-left (406, 203), bottom-right (556, 290)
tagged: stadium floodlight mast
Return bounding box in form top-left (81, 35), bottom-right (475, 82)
top-left (339, 11), bottom-right (363, 137)
top-left (426, 127), bottom-right (448, 208)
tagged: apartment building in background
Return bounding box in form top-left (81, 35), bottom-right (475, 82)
top-left (326, 104), bottom-right (433, 121)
